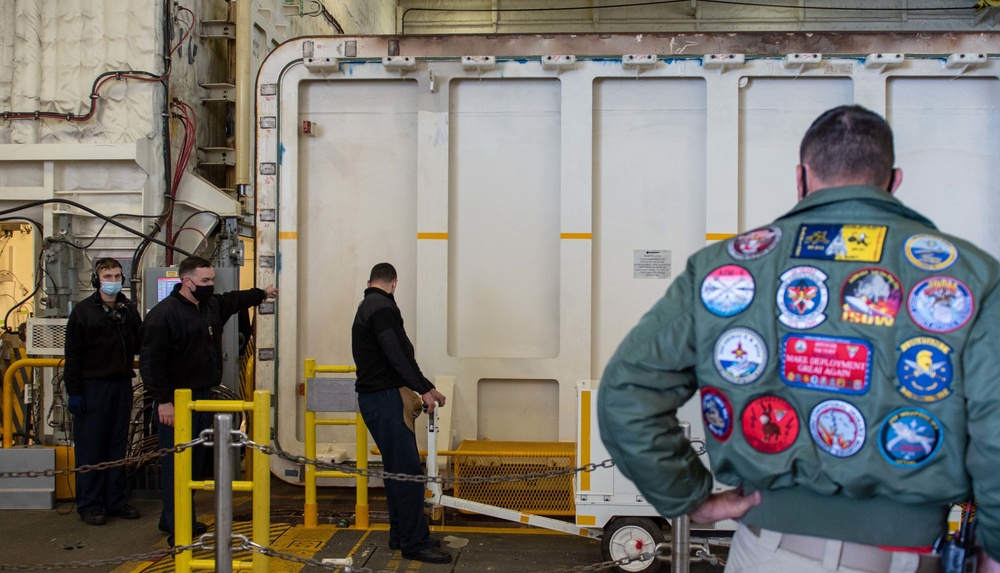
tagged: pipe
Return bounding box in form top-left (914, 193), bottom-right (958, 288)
top-left (672, 423), bottom-right (692, 573)
top-left (214, 414), bottom-right (234, 573)
top-left (3, 358), bottom-right (63, 448)
top-left (235, 0), bottom-right (252, 191)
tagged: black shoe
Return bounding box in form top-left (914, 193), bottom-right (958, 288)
top-left (109, 504), bottom-right (140, 519)
top-left (390, 538), bottom-right (440, 551)
top-left (81, 511), bottom-right (106, 526)
top-left (402, 547), bottom-right (452, 564)
top-left (161, 521), bottom-right (208, 536)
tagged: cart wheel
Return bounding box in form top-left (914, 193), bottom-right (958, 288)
top-left (601, 517), bottom-right (664, 573)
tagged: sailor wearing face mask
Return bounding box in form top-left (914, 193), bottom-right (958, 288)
top-left (64, 257), bottom-right (143, 525)
top-left (139, 255), bottom-right (277, 545)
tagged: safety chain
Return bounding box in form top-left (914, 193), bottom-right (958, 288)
top-left (655, 539), bottom-right (728, 567)
top-left (0, 534), bottom-right (658, 573)
top-left (0, 541), bottom-right (204, 571)
top-left (240, 437), bottom-right (616, 485)
top-left (532, 551), bottom-right (658, 573)
top-left (236, 536), bottom-right (659, 573)
top-left (0, 437), bottom-right (206, 479)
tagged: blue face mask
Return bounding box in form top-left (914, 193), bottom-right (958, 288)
top-left (100, 281), bottom-right (122, 296)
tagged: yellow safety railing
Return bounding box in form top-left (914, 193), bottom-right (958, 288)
top-left (303, 359), bottom-right (368, 529)
top-left (3, 358), bottom-right (64, 448)
top-left (174, 388), bottom-right (271, 573)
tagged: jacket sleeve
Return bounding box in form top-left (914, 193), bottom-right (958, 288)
top-left (63, 307), bottom-right (85, 396)
top-left (961, 280), bottom-right (1000, 562)
top-left (370, 307), bottom-right (435, 394)
top-left (216, 288), bottom-right (266, 323)
top-left (128, 305), bottom-right (142, 358)
top-left (597, 265), bottom-right (713, 518)
top-left (139, 310), bottom-right (173, 403)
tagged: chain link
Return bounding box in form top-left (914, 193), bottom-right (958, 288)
top-left (240, 437), bottom-right (616, 485)
top-left (0, 437), bottom-right (206, 479)
top-left (690, 437), bottom-right (707, 456)
top-left (0, 541), bottom-right (204, 571)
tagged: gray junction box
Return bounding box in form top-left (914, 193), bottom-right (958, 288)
top-left (0, 447), bottom-right (55, 509)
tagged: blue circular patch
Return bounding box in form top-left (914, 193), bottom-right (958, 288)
top-left (896, 337), bottom-right (954, 403)
top-left (713, 328), bottom-right (767, 385)
top-left (878, 408), bottom-right (943, 468)
top-left (809, 400), bottom-right (866, 458)
top-left (701, 387), bottom-right (733, 442)
top-left (701, 265), bottom-right (755, 317)
top-left (903, 234), bottom-right (958, 272)
top-left (907, 276), bottom-right (974, 333)
top-left (777, 266), bottom-right (828, 329)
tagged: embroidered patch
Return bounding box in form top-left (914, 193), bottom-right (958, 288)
top-left (776, 266), bottom-right (829, 329)
top-left (907, 276), bottom-right (974, 333)
top-left (742, 395), bottom-right (800, 453)
top-left (878, 408), bottom-right (943, 468)
top-left (701, 387), bottom-right (734, 442)
top-left (780, 334), bottom-right (872, 395)
top-left (701, 265), bottom-right (755, 317)
top-left (809, 400), bottom-right (866, 458)
top-left (840, 267), bottom-right (902, 327)
top-left (792, 224), bottom-right (887, 262)
top-left (896, 337), bottom-right (954, 403)
top-left (728, 226), bottom-right (782, 260)
top-left (713, 328), bottom-right (768, 385)
top-left (903, 234), bottom-right (958, 272)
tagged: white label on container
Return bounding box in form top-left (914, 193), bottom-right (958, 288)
top-left (634, 250), bottom-right (671, 279)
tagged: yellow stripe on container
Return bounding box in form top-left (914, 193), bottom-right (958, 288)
top-left (417, 232), bottom-right (448, 240)
top-left (560, 233), bottom-right (592, 239)
top-left (279, 231), bottom-right (298, 240)
top-left (706, 233), bottom-right (737, 241)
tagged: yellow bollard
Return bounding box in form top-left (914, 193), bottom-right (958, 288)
top-left (355, 412), bottom-right (369, 529)
top-left (304, 360), bottom-right (318, 528)
top-left (2, 358), bottom-right (63, 448)
top-left (252, 390), bottom-right (271, 573)
top-left (174, 388), bottom-right (194, 573)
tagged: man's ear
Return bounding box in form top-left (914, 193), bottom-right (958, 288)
top-left (796, 164), bottom-right (807, 200)
top-left (887, 168), bottom-right (903, 195)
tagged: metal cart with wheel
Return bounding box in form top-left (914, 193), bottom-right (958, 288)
top-left (425, 380), bottom-right (731, 573)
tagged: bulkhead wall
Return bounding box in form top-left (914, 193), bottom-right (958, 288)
top-left (254, 33), bottom-right (1000, 481)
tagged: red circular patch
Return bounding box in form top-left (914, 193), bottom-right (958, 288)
top-left (741, 396), bottom-right (800, 453)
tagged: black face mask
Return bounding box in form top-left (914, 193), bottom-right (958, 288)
top-left (192, 284), bottom-right (214, 303)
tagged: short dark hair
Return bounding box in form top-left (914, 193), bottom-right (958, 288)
top-left (799, 105), bottom-right (894, 186)
top-left (94, 257), bottom-right (122, 274)
top-left (369, 262), bottom-right (397, 284)
top-left (179, 256), bottom-right (212, 278)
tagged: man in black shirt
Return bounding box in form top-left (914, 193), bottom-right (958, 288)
top-left (140, 256), bottom-right (276, 545)
top-left (64, 257), bottom-right (142, 525)
top-left (352, 262), bottom-right (450, 564)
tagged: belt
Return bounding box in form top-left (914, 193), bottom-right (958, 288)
top-left (747, 526), bottom-right (939, 573)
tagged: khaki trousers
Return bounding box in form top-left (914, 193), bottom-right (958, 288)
top-left (724, 523), bottom-right (937, 573)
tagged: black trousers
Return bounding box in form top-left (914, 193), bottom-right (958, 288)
top-left (358, 388), bottom-right (434, 552)
top-left (73, 378), bottom-right (132, 516)
top-left (156, 387), bottom-right (212, 534)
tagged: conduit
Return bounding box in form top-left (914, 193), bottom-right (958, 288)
top-left (11, 0), bottom-right (41, 144)
top-left (236, 0), bottom-right (252, 192)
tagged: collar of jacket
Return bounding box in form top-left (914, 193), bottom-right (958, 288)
top-left (776, 184), bottom-right (937, 230)
top-left (364, 286), bottom-right (394, 301)
top-left (90, 291), bottom-right (131, 307)
top-left (169, 282), bottom-right (199, 307)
